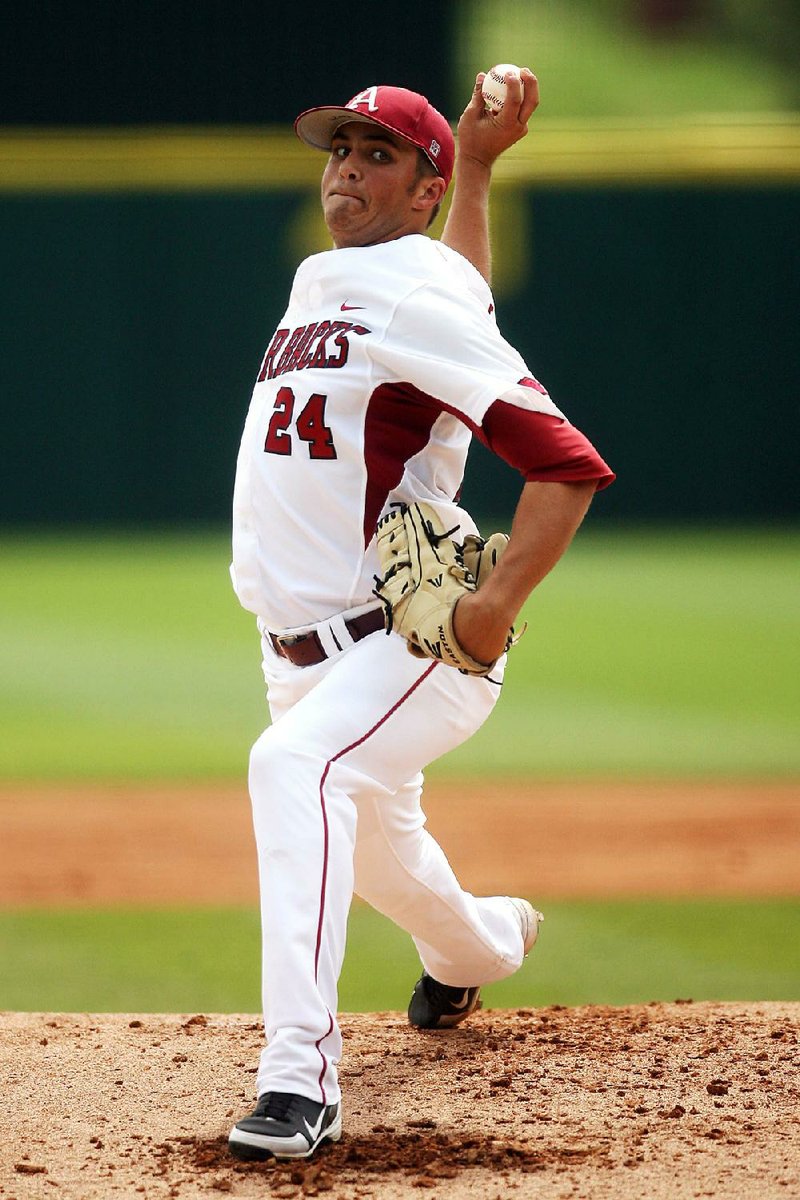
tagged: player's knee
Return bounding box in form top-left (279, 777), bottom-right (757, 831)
top-left (248, 727), bottom-right (273, 783)
top-left (248, 725), bottom-right (310, 791)
top-left (248, 725), bottom-right (351, 811)
top-left (249, 725), bottom-right (357, 852)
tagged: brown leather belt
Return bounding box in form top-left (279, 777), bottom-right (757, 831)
top-left (269, 607), bottom-right (385, 667)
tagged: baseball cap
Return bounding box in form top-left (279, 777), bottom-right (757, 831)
top-left (294, 85), bottom-right (455, 187)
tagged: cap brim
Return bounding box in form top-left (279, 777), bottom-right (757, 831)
top-left (294, 106), bottom-right (385, 153)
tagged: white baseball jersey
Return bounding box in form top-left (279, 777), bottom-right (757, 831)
top-left (230, 232), bottom-right (614, 1114)
top-left (231, 235), bottom-right (584, 633)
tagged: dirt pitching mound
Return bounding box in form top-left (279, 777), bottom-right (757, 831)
top-left (2, 1004), bottom-right (797, 1199)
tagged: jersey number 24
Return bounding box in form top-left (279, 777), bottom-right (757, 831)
top-left (264, 387), bottom-right (337, 460)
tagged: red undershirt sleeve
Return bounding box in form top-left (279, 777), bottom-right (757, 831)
top-left (478, 400), bottom-right (616, 490)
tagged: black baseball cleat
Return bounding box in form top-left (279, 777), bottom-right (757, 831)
top-left (228, 1091), bottom-right (342, 1161)
top-left (408, 972), bottom-right (482, 1029)
top-left (408, 900), bottom-right (543, 1030)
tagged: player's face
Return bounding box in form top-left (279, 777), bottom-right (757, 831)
top-left (321, 124), bottom-right (443, 248)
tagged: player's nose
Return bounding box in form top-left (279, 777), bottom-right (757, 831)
top-left (338, 156), bottom-right (362, 181)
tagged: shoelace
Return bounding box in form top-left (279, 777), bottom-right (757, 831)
top-left (255, 1092), bottom-right (302, 1122)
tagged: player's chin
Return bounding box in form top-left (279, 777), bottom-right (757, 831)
top-left (324, 202), bottom-right (369, 244)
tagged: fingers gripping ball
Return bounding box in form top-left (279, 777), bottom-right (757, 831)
top-left (481, 63), bottom-right (521, 114)
top-left (374, 503), bottom-right (505, 677)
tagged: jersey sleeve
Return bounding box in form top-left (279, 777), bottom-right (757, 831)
top-left (370, 282), bottom-right (614, 491)
top-left (479, 387), bottom-right (615, 490)
top-left (368, 279), bottom-right (565, 426)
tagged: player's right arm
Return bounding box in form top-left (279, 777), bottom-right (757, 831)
top-left (440, 68), bottom-right (539, 284)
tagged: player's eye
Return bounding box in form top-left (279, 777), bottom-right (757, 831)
top-left (332, 145), bottom-right (349, 159)
top-left (371, 149), bottom-right (391, 163)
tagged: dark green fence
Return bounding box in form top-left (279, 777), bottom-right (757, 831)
top-left (3, 2), bottom-right (455, 125)
top-left (2, 186), bottom-right (797, 523)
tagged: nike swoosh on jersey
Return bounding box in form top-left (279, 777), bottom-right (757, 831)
top-left (340, 301), bottom-right (365, 311)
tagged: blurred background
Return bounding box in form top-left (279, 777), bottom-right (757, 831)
top-left (1, 0), bottom-right (798, 1011)
top-left (2, 0), bottom-right (799, 528)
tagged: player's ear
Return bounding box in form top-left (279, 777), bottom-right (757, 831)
top-left (412, 175), bottom-right (447, 214)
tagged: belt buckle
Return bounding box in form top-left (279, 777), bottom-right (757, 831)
top-left (277, 632), bottom-right (307, 649)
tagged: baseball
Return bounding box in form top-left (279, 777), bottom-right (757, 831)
top-left (481, 63), bottom-right (521, 114)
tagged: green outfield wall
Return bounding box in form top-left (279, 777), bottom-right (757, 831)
top-left (1, 2), bottom-right (456, 126)
top-left (2, 124), bottom-right (798, 524)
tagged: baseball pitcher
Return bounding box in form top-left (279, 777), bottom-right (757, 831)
top-left (227, 70), bottom-right (614, 1162)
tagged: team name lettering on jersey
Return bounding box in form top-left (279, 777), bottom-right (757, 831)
top-left (257, 320), bottom-right (370, 382)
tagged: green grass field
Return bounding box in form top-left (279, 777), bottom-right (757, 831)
top-left (1, 899), bottom-right (797, 1012)
top-left (1, 525), bottom-right (797, 779)
top-left (1, 525), bottom-right (797, 1012)
top-left (458, 0), bottom-right (796, 118)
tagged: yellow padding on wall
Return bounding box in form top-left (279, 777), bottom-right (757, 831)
top-left (1, 117), bottom-right (798, 192)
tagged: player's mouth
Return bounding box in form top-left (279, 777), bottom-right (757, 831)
top-left (328, 189), bottom-right (364, 205)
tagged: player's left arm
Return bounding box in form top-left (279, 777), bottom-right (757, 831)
top-left (440, 68), bottom-right (539, 284)
top-left (453, 478), bottom-right (597, 665)
top-left (452, 387), bottom-right (614, 666)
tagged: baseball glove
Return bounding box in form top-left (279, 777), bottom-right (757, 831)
top-left (373, 502), bottom-right (512, 676)
top-left (461, 530), bottom-right (509, 588)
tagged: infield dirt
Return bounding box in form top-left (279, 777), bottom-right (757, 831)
top-left (1, 779), bottom-right (798, 1198)
top-left (1, 779), bottom-right (798, 905)
top-left (2, 1004), bottom-right (798, 1199)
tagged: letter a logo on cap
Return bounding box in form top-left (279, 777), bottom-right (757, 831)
top-left (347, 86), bottom-right (379, 113)
top-left (429, 139), bottom-right (441, 159)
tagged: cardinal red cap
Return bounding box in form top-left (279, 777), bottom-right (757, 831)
top-left (294, 85), bottom-right (455, 187)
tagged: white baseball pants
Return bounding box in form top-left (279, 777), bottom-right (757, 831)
top-left (248, 618), bottom-right (527, 1105)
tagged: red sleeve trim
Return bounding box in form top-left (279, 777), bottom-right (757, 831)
top-left (479, 401), bottom-right (615, 491)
